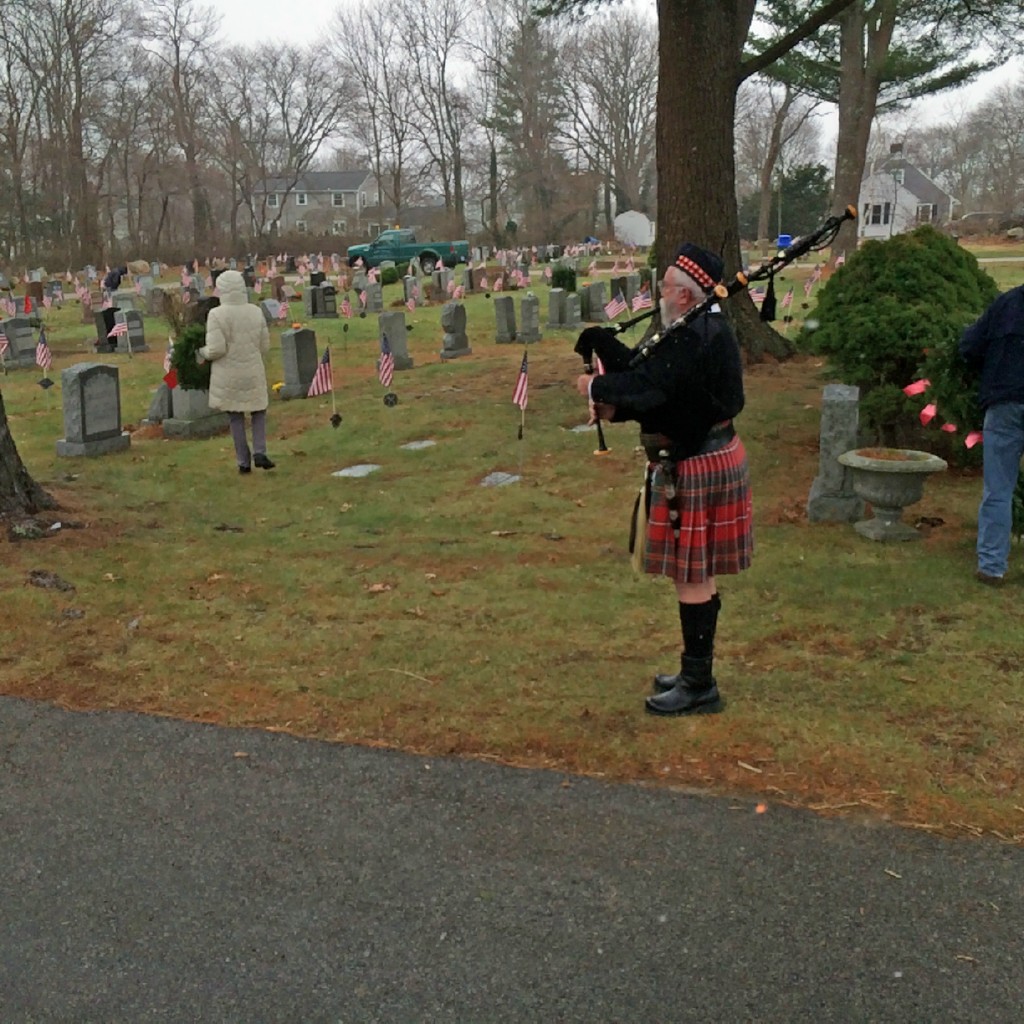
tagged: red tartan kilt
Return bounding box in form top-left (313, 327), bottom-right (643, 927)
top-left (643, 437), bottom-right (753, 582)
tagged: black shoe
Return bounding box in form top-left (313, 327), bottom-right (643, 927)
top-left (652, 670), bottom-right (681, 694)
top-left (239, 464), bottom-right (252, 474)
top-left (253, 453), bottom-right (275, 470)
top-left (645, 681), bottom-right (722, 716)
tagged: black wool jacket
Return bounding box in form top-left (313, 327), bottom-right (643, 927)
top-left (582, 311), bottom-right (745, 459)
top-left (958, 285), bottom-right (1024, 411)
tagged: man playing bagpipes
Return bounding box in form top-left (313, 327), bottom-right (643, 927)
top-left (574, 242), bottom-right (753, 716)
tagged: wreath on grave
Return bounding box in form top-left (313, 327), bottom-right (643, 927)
top-left (170, 322), bottom-right (211, 391)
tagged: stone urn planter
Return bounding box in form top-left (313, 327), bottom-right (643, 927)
top-left (837, 448), bottom-right (948, 542)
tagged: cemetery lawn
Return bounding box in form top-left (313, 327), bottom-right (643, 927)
top-left (2, 263), bottom-right (1023, 846)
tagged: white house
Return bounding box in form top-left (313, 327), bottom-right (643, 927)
top-left (857, 144), bottom-right (958, 241)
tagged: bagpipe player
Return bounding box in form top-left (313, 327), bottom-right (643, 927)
top-left (574, 243), bottom-right (753, 716)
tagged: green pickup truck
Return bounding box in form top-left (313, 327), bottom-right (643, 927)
top-left (347, 230), bottom-right (469, 274)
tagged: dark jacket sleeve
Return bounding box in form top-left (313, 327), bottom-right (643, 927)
top-left (958, 301), bottom-right (999, 369)
top-left (574, 326), bottom-right (637, 373)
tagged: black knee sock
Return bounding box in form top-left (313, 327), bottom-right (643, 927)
top-left (679, 596), bottom-right (719, 659)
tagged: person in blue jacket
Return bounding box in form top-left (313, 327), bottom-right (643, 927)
top-left (958, 283), bottom-right (1024, 585)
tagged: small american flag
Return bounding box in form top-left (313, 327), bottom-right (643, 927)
top-left (0, 328), bottom-right (9, 355)
top-left (277, 299), bottom-right (289, 321)
top-left (480, 274), bottom-right (489, 290)
top-left (406, 297), bottom-right (415, 314)
top-left (36, 327), bottom-right (52, 370)
top-left (307, 347), bottom-right (333, 397)
top-left (604, 291), bottom-right (627, 319)
top-left (631, 289), bottom-right (653, 312)
top-left (834, 252), bottom-right (846, 267)
top-left (493, 276), bottom-right (503, 292)
top-left (359, 289), bottom-right (368, 308)
top-left (163, 339), bottom-right (174, 373)
top-left (43, 296), bottom-right (52, 309)
top-left (378, 334), bottom-right (394, 388)
top-left (512, 351), bottom-right (528, 410)
top-left (108, 321), bottom-right (129, 339)
top-left (749, 286), bottom-right (766, 303)
top-left (341, 297), bottom-right (352, 318)
top-left (781, 287), bottom-right (794, 309)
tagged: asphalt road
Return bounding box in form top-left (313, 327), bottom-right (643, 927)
top-left (2, 696), bottom-right (1021, 1024)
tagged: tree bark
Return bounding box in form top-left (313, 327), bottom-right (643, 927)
top-left (657, 0), bottom-right (794, 360)
top-left (0, 391), bottom-right (56, 518)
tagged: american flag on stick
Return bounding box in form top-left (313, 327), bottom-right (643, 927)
top-left (631, 289), bottom-right (652, 312)
top-left (0, 328), bottom-right (9, 357)
top-left (277, 299), bottom-right (289, 321)
top-left (512, 350), bottom-right (528, 411)
top-left (781, 287), bottom-right (794, 309)
top-left (307, 346), bottom-right (333, 397)
top-left (108, 321), bottom-right (129, 339)
top-left (378, 334), bottom-right (394, 388)
top-left (36, 327), bottom-right (52, 370)
top-left (341, 296), bottom-right (352, 318)
top-left (604, 291), bottom-right (627, 319)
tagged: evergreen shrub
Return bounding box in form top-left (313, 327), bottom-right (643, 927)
top-left (170, 322), bottom-right (212, 391)
top-left (802, 225), bottom-right (998, 450)
top-left (551, 264), bottom-right (576, 292)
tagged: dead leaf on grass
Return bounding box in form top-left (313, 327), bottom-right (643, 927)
top-left (491, 530), bottom-right (516, 537)
top-left (206, 573), bottom-right (227, 583)
top-left (102, 572), bottom-right (121, 582)
top-left (366, 582), bottom-right (393, 593)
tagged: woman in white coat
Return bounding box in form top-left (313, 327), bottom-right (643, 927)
top-left (199, 270), bottom-right (274, 473)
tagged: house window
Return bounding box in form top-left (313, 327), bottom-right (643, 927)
top-left (367, 222), bottom-right (380, 237)
top-left (361, 191), bottom-right (367, 206)
top-left (332, 220), bottom-right (347, 234)
top-left (870, 204), bottom-right (883, 225)
top-left (296, 220), bottom-right (308, 233)
top-left (267, 194), bottom-right (279, 208)
top-left (296, 192), bottom-right (308, 206)
top-left (916, 203), bottom-right (936, 223)
top-left (333, 193), bottom-right (345, 207)
top-left (883, 202), bottom-right (891, 224)
top-left (893, 169), bottom-right (905, 186)
top-left (863, 203), bottom-right (871, 221)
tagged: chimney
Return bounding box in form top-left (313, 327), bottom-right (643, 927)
top-left (890, 143), bottom-right (903, 156)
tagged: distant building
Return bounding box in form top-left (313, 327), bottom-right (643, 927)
top-left (858, 144), bottom-right (958, 241)
top-left (255, 170), bottom-right (378, 237)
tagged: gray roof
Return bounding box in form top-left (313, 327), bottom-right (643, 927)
top-left (870, 157), bottom-right (955, 206)
top-left (258, 170), bottom-right (373, 193)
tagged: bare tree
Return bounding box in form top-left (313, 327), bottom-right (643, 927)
top-left (141, 0), bottom-right (220, 252)
top-left (334, 3), bottom-right (420, 223)
top-left (567, 10), bottom-right (658, 228)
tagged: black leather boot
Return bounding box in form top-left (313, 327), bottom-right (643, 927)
top-left (254, 452), bottom-right (275, 470)
top-left (652, 663), bottom-right (682, 694)
top-left (645, 655), bottom-right (721, 716)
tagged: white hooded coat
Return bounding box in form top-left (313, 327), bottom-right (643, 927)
top-left (199, 270), bottom-right (270, 412)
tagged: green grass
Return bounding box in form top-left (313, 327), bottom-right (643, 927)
top-left (1, 266), bottom-right (1022, 843)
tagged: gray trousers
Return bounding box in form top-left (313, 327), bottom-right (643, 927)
top-left (229, 410), bottom-right (267, 466)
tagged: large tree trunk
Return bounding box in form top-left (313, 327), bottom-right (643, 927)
top-left (0, 392), bottom-right (56, 518)
top-left (830, 0), bottom-right (898, 262)
top-left (657, 0), bottom-right (794, 360)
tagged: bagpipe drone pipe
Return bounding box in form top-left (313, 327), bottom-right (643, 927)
top-left (574, 206), bottom-right (856, 373)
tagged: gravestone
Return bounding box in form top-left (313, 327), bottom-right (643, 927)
top-left (547, 288), bottom-right (566, 328)
top-left (580, 281), bottom-right (608, 322)
top-left (229, 258), bottom-right (238, 271)
top-left (494, 295), bottom-right (516, 343)
top-left (439, 302), bottom-right (471, 360)
top-left (807, 384), bottom-right (865, 523)
top-left (259, 299), bottom-right (282, 324)
top-left (144, 382), bottom-right (173, 424)
top-left (80, 292), bottom-right (96, 324)
top-left (147, 288), bottom-right (168, 317)
top-left (310, 271), bottom-right (326, 288)
top-left (0, 317), bottom-right (36, 368)
top-left (269, 275), bottom-right (285, 301)
top-left (365, 282), bottom-right (384, 314)
top-left (150, 261), bottom-right (161, 278)
top-left (94, 308), bottom-right (120, 351)
top-left (378, 312), bottom-right (413, 370)
top-left (519, 293), bottom-right (541, 344)
top-left (320, 284), bottom-right (338, 317)
top-left (163, 387), bottom-right (230, 439)
top-left (56, 363), bottom-right (131, 457)
top-left (352, 270), bottom-right (369, 293)
top-left (403, 276), bottom-right (423, 307)
top-left (625, 272), bottom-right (642, 306)
top-left (26, 281), bottom-right (44, 304)
top-left (564, 294), bottom-right (582, 330)
top-left (111, 289), bottom-right (139, 313)
top-left (434, 269), bottom-right (453, 296)
top-left (303, 287), bottom-right (324, 318)
top-left (114, 310), bottom-right (147, 353)
top-left (279, 327), bottom-right (320, 399)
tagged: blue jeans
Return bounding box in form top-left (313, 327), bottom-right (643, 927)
top-left (978, 401), bottom-right (1024, 576)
